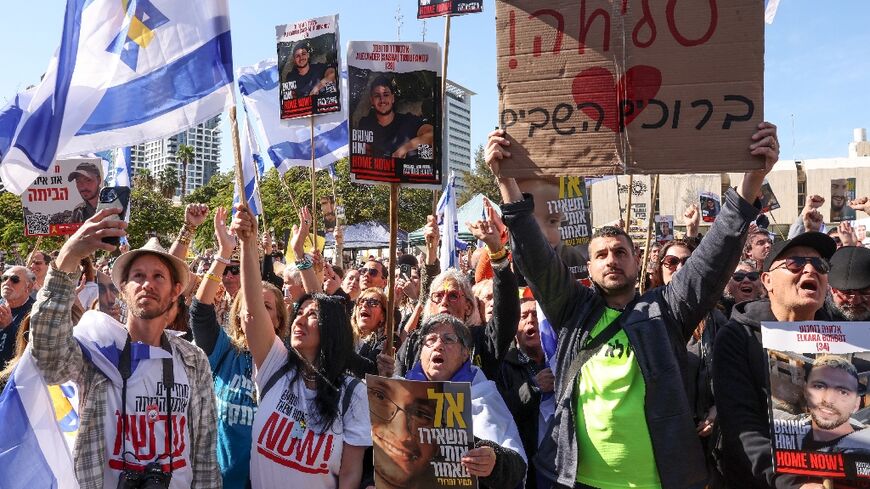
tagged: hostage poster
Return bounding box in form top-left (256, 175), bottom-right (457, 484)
top-left (276, 15), bottom-right (341, 119)
top-left (366, 375), bottom-right (477, 489)
top-left (831, 178), bottom-right (857, 223)
top-left (762, 321), bottom-right (870, 481)
top-left (418, 0), bottom-right (483, 19)
top-left (348, 41), bottom-right (442, 188)
top-left (21, 157), bottom-right (104, 236)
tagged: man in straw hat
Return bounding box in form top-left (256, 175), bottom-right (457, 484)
top-left (29, 208), bottom-right (219, 487)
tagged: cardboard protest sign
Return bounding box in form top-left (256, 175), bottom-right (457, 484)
top-left (655, 215), bottom-right (674, 243)
top-left (320, 195), bottom-right (337, 233)
top-left (700, 192), bottom-right (721, 223)
top-left (418, 0), bottom-right (483, 19)
top-left (276, 15), bottom-right (341, 119)
top-left (760, 179), bottom-right (781, 213)
top-left (348, 41), bottom-right (442, 188)
top-left (763, 321), bottom-right (870, 481)
top-left (831, 178), bottom-right (857, 222)
top-left (495, 0), bottom-right (764, 178)
top-left (22, 158), bottom-right (103, 236)
top-left (366, 375), bottom-right (477, 489)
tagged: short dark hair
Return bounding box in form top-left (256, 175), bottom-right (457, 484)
top-left (366, 259), bottom-right (388, 280)
top-left (370, 76), bottom-right (394, 95)
top-left (591, 226), bottom-right (635, 254)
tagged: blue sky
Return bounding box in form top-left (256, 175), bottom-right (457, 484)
top-left (1, 1), bottom-right (868, 172)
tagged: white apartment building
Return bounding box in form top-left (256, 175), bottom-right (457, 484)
top-left (444, 80), bottom-right (475, 192)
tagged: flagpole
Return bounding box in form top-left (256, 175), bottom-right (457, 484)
top-left (433, 14), bottom-right (452, 215)
top-left (639, 174), bottom-right (659, 294)
top-left (384, 183), bottom-right (400, 356)
top-left (310, 117), bottom-right (318, 249)
top-left (279, 172), bottom-right (302, 219)
top-left (229, 107), bottom-right (246, 205)
top-left (624, 174), bottom-right (634, 232)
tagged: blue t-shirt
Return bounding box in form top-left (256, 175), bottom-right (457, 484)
top-left (191, 299), bottom-right (256, 488)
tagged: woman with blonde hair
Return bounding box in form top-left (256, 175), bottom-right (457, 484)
top-left (346, 287), bottom-right (389, 378)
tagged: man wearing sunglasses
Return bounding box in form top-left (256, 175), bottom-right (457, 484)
top-left (0, 266), bottom-right (36, 369)
top-left (359, 259), bottom-right (388, 290)
top-left (715, 231), bottom-right (837, 489)
top-left (827, 246), bottom-right (870, 321)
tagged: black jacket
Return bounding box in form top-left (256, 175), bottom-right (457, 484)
top-left (713, 299), bottom-right (830, 488)
top-left (502, 188), bottom-right (758, 489)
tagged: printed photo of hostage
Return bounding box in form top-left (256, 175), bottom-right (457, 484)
top-left (348, 41), bottom-right (441, 188)
top-left (700, 192), bottom-right (721, 223)
top-left (655, 215), bottom-right (674, 243)
top-left (831, 178), bottom-right (857, 222)
top-left (276, 14), bottom-right (340, 119)
top-left (21, 157), bottom-right (104, 236)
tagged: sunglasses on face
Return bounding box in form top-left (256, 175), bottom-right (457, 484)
top-left (430, 290), bottom-right (463, 304)
top-left (357, 297), bottom-right (382, 308)
top-left (770, 256), bottom-right (830, 275)
top-left (359, 267), bottom-right (380, 277)
top-left (660, 255), bottom-right (690, 269)
top-left (1, 274), bottom-right (21, 284)
top-left (422, 332), bottom-right (461, 348)
top-left (732, 271), bottom-right (760, 282)
top-left (223, 266), bottom-right (240, 276)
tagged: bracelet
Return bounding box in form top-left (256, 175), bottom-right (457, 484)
top-left (488, 247), bottom-right (508, 262)
top-left (204, 272), bottom-right (221, 284)
top-left (295, 253), bottom-right (313, 271)
top-left (214, 255), bottom-right (232, 265)
top-left (177, 223), bottom-right (196, 245)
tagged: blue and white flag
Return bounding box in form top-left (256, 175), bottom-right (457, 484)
top-left (0, 0), bottom-right (234, 195)
top-left (436, 172), bottom-right (464, 272)
top-left (237, 59), bottom-right (348, 175)
top-left (0, 350), bottom-right (79, 489)
top-left (234, 110), bottom-right (263, 216)
top-left (112, 147), bottom-right (132, 188)
top-left (765, 0), bottom-right (782, 24)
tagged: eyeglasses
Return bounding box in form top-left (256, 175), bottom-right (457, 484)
top-left (661, 255), bottom-right (690, 269)
top-left (770, 256), bottom-right (830, 275)
top-left (429, 290), bottom-right (463, 304)
top-left (359, 267), bottom-right (380, 277)
top-left (357, 298), bottom-right (382, 308)
top-left (1, 274), bottom-right (22, 284)
top-left (732, 271), bottom-right (760, 282)
top-left (422, 332), bottom-right (462, 348)
top-left (222, 266), bottom-right (240, 276)
top-left (368, 387), bottom-right (436, 429)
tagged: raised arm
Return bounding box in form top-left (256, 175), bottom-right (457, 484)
top-left (290, 206), bottom-right (322, 294)
top-left (190, 207), bottom-right (235, 355)
top-left (232, 204), bottom-right (273, 368)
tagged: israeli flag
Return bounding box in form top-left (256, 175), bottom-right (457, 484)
top-left (0, 0), bottom-right (234, 195)
top-left (233, 109), bottom-right (263, 217)
top-left (0, 350), bottom-right (79, 489)
top-left (436, 172), bottom-right (464, 272)
top-left (237, 59), bottom-right (348, 175)
top-left (111, 147), bottom-right (132, 188)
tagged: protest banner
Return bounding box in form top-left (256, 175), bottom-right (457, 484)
top-left (760, 179), bottom-right (781, 213)
top-left (21, 157), bottom-right (103, 236)
top-left (831, 178), bottom-right (857, 222)
top-left (276, 15), bottom-right (341, 120)
top-left (762, 321), bottom-right (870, 482)
top-left (348, 41), bottom-right (442, 188)
top-left (655, 215), bottom-right (674, 243)
top-left (700, 191), bottom-right (721, 223)
top-left (495, 0), bottom-right (765, 178)
top-left (367, 375), bottom-right (477, 489)
top-left (418, 0), bottom-right (483, 19)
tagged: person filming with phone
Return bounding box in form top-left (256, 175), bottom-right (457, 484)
top-left (29, 207), bottom-right (219, 487)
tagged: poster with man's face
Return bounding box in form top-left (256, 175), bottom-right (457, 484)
top-left (655, 215), bottom-right (674, 243)
top-left (348, 41), bottom-right (442, 188)
top-left (21, 157), bottom-right (104, 236)
top-left (417, 0), bottom-right (483, 19)
top-left (276, 15), bottom-right (340, 119)
top-left (700, 192), bottom-right (721, 223)
top-left (831, 178), bottom-right (857, 222)
top-left (763, 321), bottom-right (870, 481)
top-left (366, 375), bottom-right (476, 489)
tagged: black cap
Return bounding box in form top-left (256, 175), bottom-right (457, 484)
top-left (829, 246), bottom-right (870, 291)
top-left (762, 232), bottom-right (837, 272)
top-left (67, 161), bottom-right (101, 182)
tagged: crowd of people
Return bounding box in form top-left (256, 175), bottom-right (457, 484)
top-left (2, 120), bottom-right (870, 488)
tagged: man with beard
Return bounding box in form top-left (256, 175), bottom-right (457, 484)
top-left (827, 246), bottom-right (870, 321)
top-left (799, 355), bottom-right (870, 452)
top-left (715, 231), bottom-right (837, 488)
top-left (68, 161), bottom-right (101, 223)
top-left (29, 209), bottom-right (219, 486)
top-left (830, 179), bottom-right (854, 222)
top-left (357, 76), bottom-right (434, 158)
top-left (281, 42), bottom-right (336, 98)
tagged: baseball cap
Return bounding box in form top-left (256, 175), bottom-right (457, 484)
top-left (829, 246), bottom-right (870, 291)
top-left (762, 232), bottom-right (837, 272)
top-left (67, 161), bottom-right (101, 182)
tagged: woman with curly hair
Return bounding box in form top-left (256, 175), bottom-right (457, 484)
top-left (234, 204), bottom-right (371, 489)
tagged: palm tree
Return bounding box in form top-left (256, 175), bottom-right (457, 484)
top-left (176, 144), bottom-right (195, 198)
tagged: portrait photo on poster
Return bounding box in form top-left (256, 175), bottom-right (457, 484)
top-left (348, 41), bottom-right (442, 188)
top-left (699, 191), bottom-right (721, 223)
top-left (763, 321), bottom-right (870, 481)
top-left (654, 215), bottom-right (674, 243)
top-left (276, 14), bottom-right (341, 120)
top-left (831, 178), bottom-right (857, 223)
top-left (21, 157), bottom-right (105, 236)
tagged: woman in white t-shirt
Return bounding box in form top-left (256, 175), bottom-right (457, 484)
top-left (233, 204), bottom-right (371, 489)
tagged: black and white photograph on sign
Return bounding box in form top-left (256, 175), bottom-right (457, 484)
top-left (655, 215), bottom-right (674, 243)
top-left (276, 14), bottom-right (340, 120)
top-left (700, 192), bottom-right (721, 223)
top-left (417, 0), bottom-right (483, 19)
top-left (760, 179), bottom-right (781, 213)
top-left (21, 157), bottom-right (104, 236)
top-left (348, 41), bottom-right (441, 188)
top-left (762, 321), bottom-right (870, 481)
top-left (831, 178), bottom-right (857, 223)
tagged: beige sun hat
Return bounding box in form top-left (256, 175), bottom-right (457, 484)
top-left (111, 237), bottom-right (190, 291)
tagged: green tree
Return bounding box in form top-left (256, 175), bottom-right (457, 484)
top-left (458, 144), bottom-right (500, 206)
top-left (133, 168), bottom-right (156, 191)
top-left (176, 144), bottom-right (195, 198)
top-left (127, 184), bottom-right (184, 249)
top-left (157, 165), bottom-right (180, 199)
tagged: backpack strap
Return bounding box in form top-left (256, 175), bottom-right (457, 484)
top-left (342, 377), bottom-right (361, 417)
top-left (260, 360), bottom-right (293, 400)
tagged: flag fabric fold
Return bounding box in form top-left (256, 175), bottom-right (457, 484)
top-left (237, 59), bottom-right (348, 175)
top-left (765, 0), bottom-right (782, 24)
top-left (436, 172), bottom-right (466, 272)
top-left (0, 0), bottom-right (234, 195)
top-left (234, 109), bottom-right (263, 216)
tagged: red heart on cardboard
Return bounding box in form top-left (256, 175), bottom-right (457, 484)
top-left (572, 65), bottom-right (662, 133)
